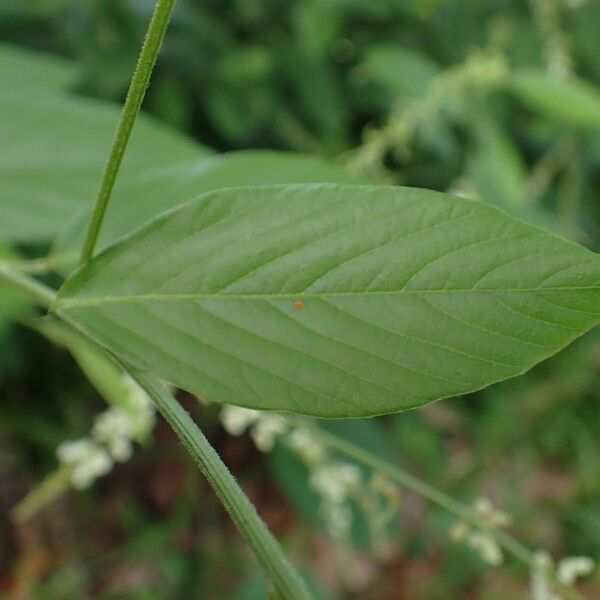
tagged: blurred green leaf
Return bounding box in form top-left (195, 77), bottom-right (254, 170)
top-left (0, 43), bottom-right (77, 92)
top-left (468, 118), bottom-right (527, 211)
top-left (362, 45), bottom-right (439, 100)
top-left (511, 70), bottom-right (600, 129)
top-left (0, 89), bottom-right (209, 243)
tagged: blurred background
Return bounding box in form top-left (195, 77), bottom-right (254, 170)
top-left (1, 0), bottom-right (600, 598)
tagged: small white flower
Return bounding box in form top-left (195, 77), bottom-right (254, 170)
top-left (467, 531), bottom-right (503, 566)
top-left (557, 556), bottom-right (594, 586)
top-left (106, 437), bottom-right (133, 462)
top-left (250, 414), bottom-right (288, 452)
top-left (92, 407), bottom-right (136, 462)
top-left (56, 438), bottom-right (95, 464)
top-left (57, 439), bottom-right (113, 490)
top-left (286, 429), bottom-right (325, 464)
top-left (220, 405), bottom-right (261, 436)
top-left (531, 551), bottom-right (560, 600)
top-left (449, 521), bottom-right (470, 542)
top-left (122, 374), bottom-right (155, 434)
top-left (93, 407), bottom-right (135, 441)
top-left (473, 496), bottom-right (512, 528)
top-left (337, 463), bottom-right (362, 488)
top-left (323, 502), bottom-right (352, 539)
top-left (310, 462), bottom-right (361, 504)
top-left (310, 465), bottom-right (348, 503)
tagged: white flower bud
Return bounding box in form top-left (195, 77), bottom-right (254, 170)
top-left (323, 502), bottom-right (352, 539)
top-left (220, 405), bottom-right (261, 436)
top-left (449, 521), bottom-right (470, 542)
top-left (531, 551), bottom-right (560, 600)
top-left (57, 439), bottom-right (113, 490)
top-left (467, 532), bottom-right (503, 566)
top-left (557, 556), bottom-right (594, 586)
top-left (286, 429), bottom-right (325, 464)
top-left (250, 415), bottom-right (288, 452)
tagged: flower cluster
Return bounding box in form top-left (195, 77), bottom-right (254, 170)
top-left (450, 498), bottom-right (595, 597)
top-left (350, 50), bottom-right (509, 178)
top-left (220, 405), bottom-right (287, 452)
top-left (449, 497), bottom-right (512, 566)
top-left (57, 374), bottom-right (155, 490)
top-left (220, 405), bottom-right (400, 543)
top-left (531, 551), bottom-right (594, 600)
top-left (57, 439), bottom-right (112, 490)
top-left (309, 461), bottom-right (362, 538)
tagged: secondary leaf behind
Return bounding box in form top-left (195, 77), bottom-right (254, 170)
top-left (53, 150), bottom-right (363, 266)
top-left (0, 93), bottom-right (209, 243)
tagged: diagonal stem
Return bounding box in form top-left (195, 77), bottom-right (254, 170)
top-left (121, 365), bottom-right (313, 600)
top-left (79, 0), bottom-right (177, 266)
top-left (298, 419), bottom-right (588, 600)
top-left (0, 263), bottom-right (55, 308)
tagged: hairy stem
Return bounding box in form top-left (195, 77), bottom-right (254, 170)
top-left (79, 0), bottom-right (177, 265)
top-left (2, 253), bottom-right (77, 274)
top-left (123, 367), bottom-right (313, 600)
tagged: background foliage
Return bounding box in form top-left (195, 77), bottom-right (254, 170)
top-left (1, 0), bottom-right (600, 598)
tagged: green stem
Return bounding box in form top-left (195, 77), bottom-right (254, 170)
top-left (123, 366), bottom-right (313, 600)
top-left (79, 0), bottom-right (177, 266)
top-left (11, 467), bottom-right (72, 522)
top-left (300, 420), bottom-right (587, 600)
top-left (0, 264), bottom-right (55, 309)
top-left (0, 253), bottom-right (76, 274)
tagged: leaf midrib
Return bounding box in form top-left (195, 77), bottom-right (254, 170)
top-left (56, 285), bottom-right (600, 309)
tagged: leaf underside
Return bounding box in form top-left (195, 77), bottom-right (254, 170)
top-left (57, 185), bottom-right (600, 417)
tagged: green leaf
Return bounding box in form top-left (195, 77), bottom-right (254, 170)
top-left (468, 118), bottom-right (527, 211)
top-left (53, 150), bottom-right (363, 267)
top-left (0, 93), bottom-right (209, 243)
top-left (511, 70), bottom-right (600, 129)
top-left (362, 45), bottom-right (439, 100)
top-left (56, 184), bottom-right (600, 418)
top-left (0, 43), bottom-right (77, 93)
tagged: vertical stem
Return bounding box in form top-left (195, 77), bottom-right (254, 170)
top-left (79, 0), bottom-right (177, 266)
top-left (125, 366), bottom-right (313, 600)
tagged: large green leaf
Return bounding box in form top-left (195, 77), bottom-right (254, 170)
top-left (0, 44), bottom-right (77, 93)
top-left (56, 185), bottom-right (600, 418)
top-left (0, 93), bottom-right (209, 243)
top-left (53, 150), bottom-right (363, 267)
top-left (511, 70), bottom-right (600, 129)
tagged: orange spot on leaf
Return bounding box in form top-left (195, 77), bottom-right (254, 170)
top-left (294, 300), bottom-right (304, 310)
